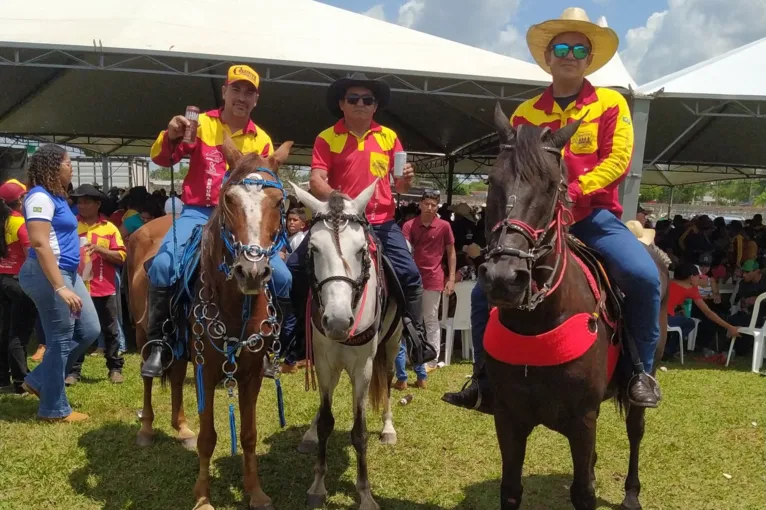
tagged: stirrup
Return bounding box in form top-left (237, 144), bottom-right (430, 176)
top-left (627, 372), bottom-right (662, 408)
top-left (140, 339), bottom-right (175, 372)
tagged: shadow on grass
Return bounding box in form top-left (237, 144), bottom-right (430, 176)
top-left (0, 394), bottom-right (40, 422)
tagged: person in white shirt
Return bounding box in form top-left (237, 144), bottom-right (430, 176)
top-left (286, 208), bottom-right (306, 253)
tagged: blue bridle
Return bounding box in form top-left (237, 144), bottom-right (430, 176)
top-left (218, 167), bottom-right (289, 278)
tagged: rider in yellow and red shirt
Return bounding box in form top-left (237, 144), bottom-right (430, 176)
top-left (445, 7), bottom-right (662, 412)
top-left (142, 64), bottom-right (291, 378)
top-left (0, 179), bottom-right (37, 394)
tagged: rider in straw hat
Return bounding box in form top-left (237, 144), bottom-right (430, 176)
top-left (444, 7), bottom-right (664, 412)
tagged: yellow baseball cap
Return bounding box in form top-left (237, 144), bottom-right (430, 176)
top-left (226, 64), bottom-right (260, 90)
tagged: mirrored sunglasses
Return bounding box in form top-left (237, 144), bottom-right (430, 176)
top-left (551, 43), bottom-right (590, 60)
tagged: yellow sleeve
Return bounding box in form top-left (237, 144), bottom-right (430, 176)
top-left (578, 90), bottom-right (634, 196)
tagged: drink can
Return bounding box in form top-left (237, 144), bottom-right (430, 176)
top-left (393, 151), bottom-right (407, 178)
top-left (183, 106), bottom-right (200, 144)
top-left (70, 308), bottom-right (81, 320)
top-left (399, 394), bottom-right (414, 406)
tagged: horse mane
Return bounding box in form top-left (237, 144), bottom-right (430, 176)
top-left (326, 191), bottom-right (352, 275)
top-left (508, 125), bottom-right (566, 187)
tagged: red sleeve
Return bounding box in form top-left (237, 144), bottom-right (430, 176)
top-left (687, 286), bottom-right (702, 301)
top-left (311, 137), bottom-right (331, 172)
top-left (402, 219), bottom-right (413, 242)
top-left (150, 130), bottom-right (191, 167)
top-left (261, 143), bottom-right (271, 157)
top-left (17, 223), bottom-right (29, 248)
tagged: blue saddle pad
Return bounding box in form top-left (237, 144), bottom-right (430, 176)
top-left (168, 225), bottom-right (204, 356)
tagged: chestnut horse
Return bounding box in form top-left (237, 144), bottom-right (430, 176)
top-left (127, 140), bottom-right (293, 510)
top-left (480, 104), bottom-right (669, 510)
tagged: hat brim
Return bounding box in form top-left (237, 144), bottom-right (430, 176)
top-left (326, 78), bottom-right (391, 118)
top-left (636, 229), bottom-right (656, 246)
top-left (70, 191), bottom-right (107, 201)
top-left (526, 19), bottom-right (618, 76)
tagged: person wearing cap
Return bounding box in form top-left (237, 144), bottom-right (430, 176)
top-left (445, 7), bottom-right (664, 412)
top-left (727, 259), bottom-right (766, 358)
top-left (398, 189), bottom-right (457, 387)
top-left (64, 184), bottom-right (127, 385)
top-left (142, 64), bottom-right (292, 378)
top-left (0, 179), bottom-right (38, 395)
top-left (284, 73), bottom-right (432, 366)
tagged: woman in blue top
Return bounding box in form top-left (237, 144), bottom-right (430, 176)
top-left (19, 145), bottom-right (100, 422)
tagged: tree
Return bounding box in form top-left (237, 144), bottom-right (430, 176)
top-left (279, 165), bottom-right (310, 185)
top-left (150, 164), bottom-right (189, 180)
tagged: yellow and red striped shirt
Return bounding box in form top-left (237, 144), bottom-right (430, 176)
top-left (511, 80), bottom-right (634, 222)
top-left (150, 109), bottom-right (273, 207)
top-left (77, 216), bottom-right (126, 297)
top-left (0, 211), bottom-right (29, 275)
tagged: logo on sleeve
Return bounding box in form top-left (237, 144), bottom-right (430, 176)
top-left (622, 116), bottom-right (631, 125)
top-left (33, 206), bottom-right (42, 213)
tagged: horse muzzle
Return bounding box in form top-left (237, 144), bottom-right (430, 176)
top-left (232, 256), bottom-right (272, 294)
top-left (478, 259), bottom-right (529, 307)
top-left (321, 311), bottom-right (355, 341)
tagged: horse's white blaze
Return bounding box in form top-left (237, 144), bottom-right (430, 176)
top-left (227, 173), bottom-right (265, 248)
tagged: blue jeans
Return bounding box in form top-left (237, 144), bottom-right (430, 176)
top-left (396, 339), bottom-right (427, 382)
top-left (666, 314), bottom-right (696, 355)
top-left (286, 220), bottom-right (423, 358)
top-left (20, 259), bottom-right (100, 418)
top-left (97, 270), bottom-right (127, 352)
top-left (147, 205), bottom-right (290, 299)
top-left (470, 282), bottom-right (490, 390)
top-left (570, 209), bottom-right (661, 373)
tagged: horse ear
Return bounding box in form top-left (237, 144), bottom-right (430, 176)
top-left (548, 119), bottom-right (583, 150)
top-left (291, 182), bottom-right (326, 215)
top-left (350, 180), bottom-right (377, 216)
top-left (269, 141), bottom-right (294, 170)
top-left (221, 133), bottom-right (243, 169)
top-left (494, 102), bottom-right (515, 142)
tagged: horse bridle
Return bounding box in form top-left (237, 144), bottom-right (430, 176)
top-left (487, 135), bottom-right (573, 310)
top-left (218, 167), bottom-right (289, 279)
top-left (307, 211), bottom-right (375, 312)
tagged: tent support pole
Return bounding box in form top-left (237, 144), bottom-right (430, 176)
top-left (446, 156), bottom-right (456, 205)
top-left (623, 97), bottom-right (651, 220)
top-left (102, 155), bottom-right (110, 189)
top-left (668, 187), bottom-right (674, 218)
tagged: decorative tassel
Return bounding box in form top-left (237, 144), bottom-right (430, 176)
top-left (229, 403), bottom-right (238, 455)
top-left (276, 379), bottom-right (286, 428)
top-left (196, 363), bottom-right (205, 414)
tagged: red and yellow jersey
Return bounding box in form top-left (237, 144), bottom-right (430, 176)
top-left (311, 120), bottom-right (403, 225)
top-left (150, 109), bottom-right (273, 208)
top-left (77, 216), bottom-right (126, 297)
top-left (510, 80), bottom-right (634, 222)
top-left (0, 211), bottom-right (29, 275)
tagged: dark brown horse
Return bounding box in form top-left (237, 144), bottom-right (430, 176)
top-left (480, 103), bottom-right (669, 510)
top-left (128, 139), bottom-right (293, 510)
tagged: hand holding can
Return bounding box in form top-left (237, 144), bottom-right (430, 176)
top-left (182, 106), bottom-right (200, 144)
top-left (393, 151), bottom-right (407, 178)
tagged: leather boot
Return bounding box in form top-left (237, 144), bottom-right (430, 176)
top-left (628, 372), bottom-right (661, 408)
top-left (140, 286), bottom-right (174, 379)
top-left (441, 363), bottom-right (494, 415)
top-left (402, 288), bottom-right (437, 365)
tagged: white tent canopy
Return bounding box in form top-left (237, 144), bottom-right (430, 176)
top-left (588, 17), bottom-right (638, 90)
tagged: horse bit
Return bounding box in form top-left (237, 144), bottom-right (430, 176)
top-left (487, 137), bottom-right (572, 311)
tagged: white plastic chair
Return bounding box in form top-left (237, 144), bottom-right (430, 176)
top-left (440, 281), bottom-right (475, 365)
top-left (687, 318), bottom-right (701, 351)
top-left (726, 292), bottom-right (766, 373)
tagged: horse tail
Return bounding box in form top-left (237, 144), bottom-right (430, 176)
top-left (369, 341), bottom-right (389, 413)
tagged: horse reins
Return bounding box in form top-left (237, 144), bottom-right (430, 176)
top-left (488, 139), bottom-right (573, 311)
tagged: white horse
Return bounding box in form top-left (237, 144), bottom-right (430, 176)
top-left (291, 181), bottom-right (402, 510)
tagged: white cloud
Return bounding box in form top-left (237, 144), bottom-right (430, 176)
top-left (362, 3), bottom-right (386, 21)
top-left (396, 0), bottom-right (528, 59)
top-left (621, 0), bottom-right (766, 84)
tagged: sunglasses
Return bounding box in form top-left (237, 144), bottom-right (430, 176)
top-left (345, 94), bottom-right (376, 106)
top-left (422, 188), bottom-right (441, 200)
top-left (551, 43), bottom-right (591, 60)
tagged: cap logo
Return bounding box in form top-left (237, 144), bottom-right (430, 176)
top-left (231, 66), bottom-right (258, 83)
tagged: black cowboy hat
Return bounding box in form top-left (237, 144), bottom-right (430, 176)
top-left (326, 72), bottom-right (391, 118)
top-left (70, 183), bottom-right (107, 201)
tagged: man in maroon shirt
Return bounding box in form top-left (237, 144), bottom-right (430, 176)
top-left (397, 189), bottom-right (457, 387)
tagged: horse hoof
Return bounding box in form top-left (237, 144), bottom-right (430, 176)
top-left (359, 499), bottom-right (380, 510)
top-left (306, 494), bottom-right (326, 509)
top-left (250, 504), bottom-right (275, 510)
top-left (136, 433), bottom-right (154, 447)
top-left (192, 503), bottom-right (215, 510)
top-left (620, 500), bottom-right (642, 510)
top-left (297, 440), bottom-right (317, 454)
top-left (180, 436), bottom-right (198, 451)
top-left (379, 432), bottom-right (397, 445)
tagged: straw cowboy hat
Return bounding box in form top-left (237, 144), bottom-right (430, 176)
top-left (449, 202), bottom-right (477, 223)
top-left (527, 7), bottom-right (619, 76)
top-left (625, 220), bottom-right (655, 246)
top-left (326, 72), bottom-right (391, 118)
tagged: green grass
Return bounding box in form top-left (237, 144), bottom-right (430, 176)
top-left (1, 354), bottom-right (764, 510)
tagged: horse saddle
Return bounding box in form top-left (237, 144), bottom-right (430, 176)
top-left (567, 235), bottom-right (623, 341)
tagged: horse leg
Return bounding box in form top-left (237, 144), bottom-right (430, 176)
top-left (307, 365), bottom-right (341, 509)
top-left (192, 366), bottom-right (219, 510)
top-left (239, 373), bottom-right (273, 510)
top-left (494, 404), bottom-right (533, 510)
top-left (567, 411), bottom-right (599, 510)
top-left (621, 406), bottom-right (646, 510)
top-left (170, 359), bottom-right (197, 450)
top-left (380, 335), bottom-right (399, 445)
top-left (351, 362), bottom-right (378, 510)
top-left (298, 412), bottom-right (319, 454)
top-left (136, 375), bottom-right (155, 447)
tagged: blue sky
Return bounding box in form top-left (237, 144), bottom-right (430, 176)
top-left (317, 0), bottom-right (766, 85)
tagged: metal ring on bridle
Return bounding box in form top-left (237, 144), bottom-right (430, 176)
top-left (161, 319), bottom-right (176, 336)
top-left (191, 321), bottom-right (205, 337)
top-left (222, 359), bottom-right (238, 376)
top-left (202, 303), bottom-right (219, 321)
top-left (245, 334), bottom-right (265, 353)
top-left (270, 339), bottom-right (282, 354)
top-left (207, 320), bottom-right (227, 340)
top-left (198, 285), bottom-right (214, 303)
top-left (224, 378), bottom-right (237, 391)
